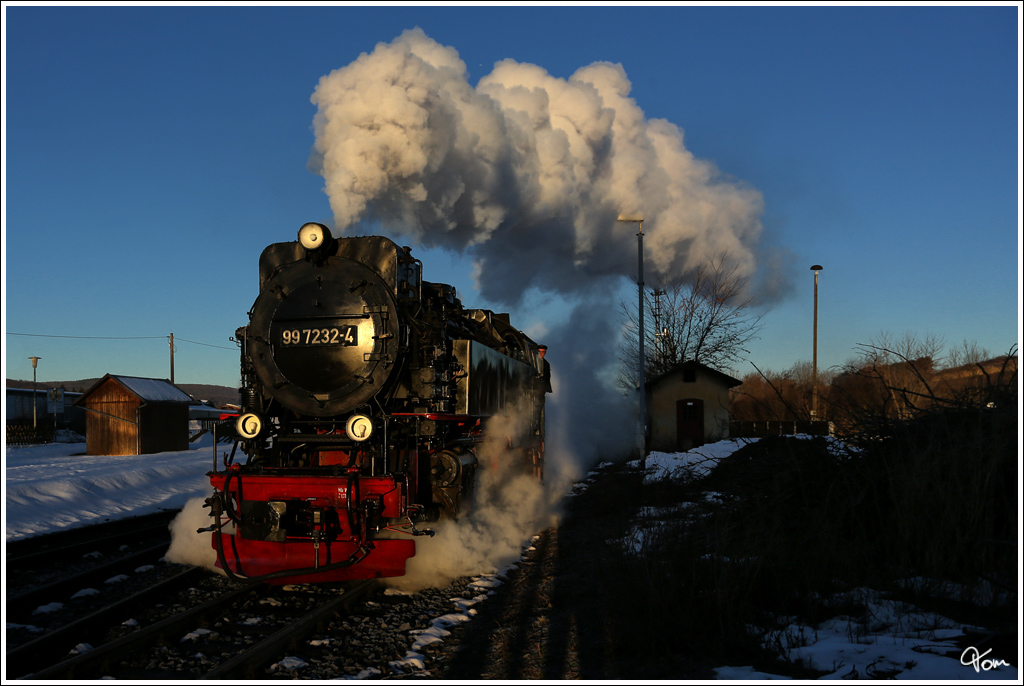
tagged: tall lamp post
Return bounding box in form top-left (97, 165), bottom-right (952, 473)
top-left (29, 356), bottom-right (42, 429)
top-left (618, 213), bottom-right (646, 466)
top-left (810, 265), bottom-right (823, 420)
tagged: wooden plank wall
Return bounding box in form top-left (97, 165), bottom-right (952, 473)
top-left (84, 379), bottom-right (139, 456)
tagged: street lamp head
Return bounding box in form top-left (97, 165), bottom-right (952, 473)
top-left (29, 356), bottom-right (41, 368)
top-left (810, 264), bottom-right (823, 272)
top-left (617, 213), bottom-right (644, 223)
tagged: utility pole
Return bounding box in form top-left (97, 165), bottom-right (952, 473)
top-left (169, 332), bottom-right (175, 384)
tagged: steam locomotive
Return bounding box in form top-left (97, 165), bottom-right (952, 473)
top-left (205, 223), bottom-right (549, 584)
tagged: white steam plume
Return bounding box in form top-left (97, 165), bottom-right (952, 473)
top-left (308, 31), bottom-right (771, 577)
top-left (388, 408), bottom-right (565, 592)
top-left (164, 496), bottom-right (225, 575)
top-left (309, 28), bottom-right (766, 304)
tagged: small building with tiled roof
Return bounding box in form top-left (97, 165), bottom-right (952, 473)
top-left (646, 360), bottom-right (742, 452)
top-left (74, 374), bottom-right (195, 455)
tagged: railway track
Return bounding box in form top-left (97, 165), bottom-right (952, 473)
top-left (6, 566), bottom-right (211, 678)
top-left (7, 542), bottom-right (176, 619)
top-left (6, 510), bottom-right (181, 643)
top-left (8, 524), bottom-right (385, 680)
top-left (11, 570), bottom-right (496, 679)
top-left (201, 581), bottom-right (379, 680)
top-left (5, 513), bottom-right (521, 679)
top-left (6, 514), bottom-right (379, 679)
top-left (16, 576), bottom-right (380, 680)
top-left (6, 510), bottom-right (178, 569)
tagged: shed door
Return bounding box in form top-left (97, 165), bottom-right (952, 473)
top-left (676, 398), bottom-right (704, 449)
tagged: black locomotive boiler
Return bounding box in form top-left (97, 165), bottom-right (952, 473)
top-left (206, 223), bottom-right (549, 583)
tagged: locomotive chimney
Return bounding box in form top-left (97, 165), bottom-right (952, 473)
top-left (298, 222), bottom-right (336, 263)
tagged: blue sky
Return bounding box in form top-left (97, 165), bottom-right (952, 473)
top-left (3, 3), bottom-right (1020, 389)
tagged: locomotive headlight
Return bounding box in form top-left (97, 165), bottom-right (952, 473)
top-left (298, 222), bottom-right (330, 250)
top-left (346, 414), bottom-right (374, 441)
top-left (236, 413), bottom-right (263, 440)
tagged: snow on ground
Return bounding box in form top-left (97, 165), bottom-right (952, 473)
top-left (626, 439), bottom-right (1017, 682)
top-left (4, 432), bottom-right (221, 542)
top-left (645, 437), bottom-right (755, 481)
top-left (4, 436), bottom-right (1018, 680)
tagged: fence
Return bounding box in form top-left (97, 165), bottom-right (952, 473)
top-left (6, 424), bottom-right (55, 445)
top-left (730, 420), bottom-right (833, 438)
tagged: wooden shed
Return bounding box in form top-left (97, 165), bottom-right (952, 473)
top-left (74, 375), bottom-right (194, 456)
top-left (647, 361), bottom-right (742, 452)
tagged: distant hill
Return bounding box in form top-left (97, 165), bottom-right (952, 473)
top-left (6, 378), bottom-right (239, 408)
top-left (7, 378), bottom-right (102, 394)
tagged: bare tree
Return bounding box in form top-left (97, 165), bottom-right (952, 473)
top-left (838, 331), bottom-right (945, 421)
top-left (944, 339), bottom-right (992, 371)
top-left (617, 254), bottom-right (762, 393)
top-left (730, 331), bottom-right (1014, 434)
top-left (730, 360), bottom-right (839, 422)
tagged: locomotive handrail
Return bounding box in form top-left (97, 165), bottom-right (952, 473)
top-left (389, 412), bottom-right (481, 422)
top-left (273, 313), bottom-right (368, 321)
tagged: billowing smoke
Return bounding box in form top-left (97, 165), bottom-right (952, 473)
top-left (164, 496), bottom-right (225, 575)
top-left (309, 28), bottom-right (764, 304)
top-left (309, 26), bottom-right (767, 435)
top-left (309, 29), bottom-right (771, 582)
top-left (388, 407), bottom-right (560, 592)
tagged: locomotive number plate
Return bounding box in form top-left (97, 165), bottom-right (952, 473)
top-left (279, 325), bottom-right (359, 347)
